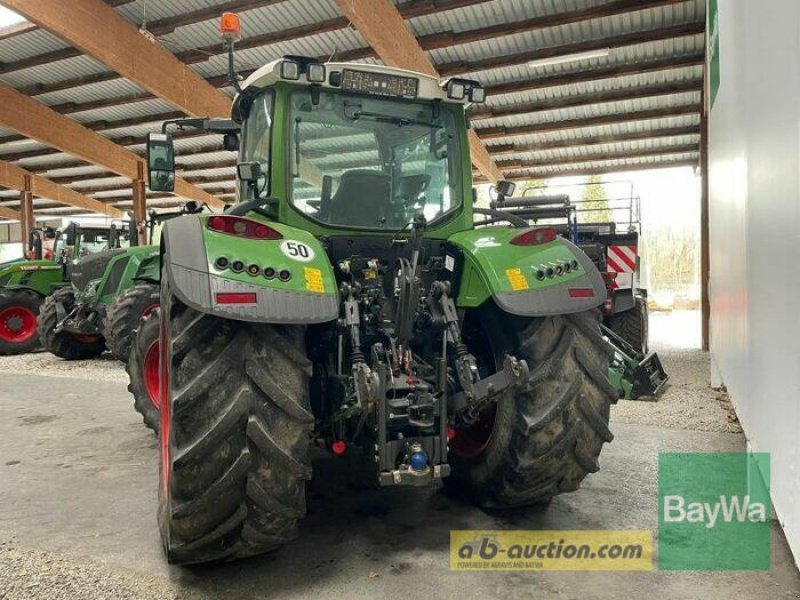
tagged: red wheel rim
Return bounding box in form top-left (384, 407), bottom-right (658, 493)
top-left (143, 340), bottom-right (160, 409)
top-left (142, 302), bottom-right (158, 317)
top-left (449, 405), bottom-right (497, 459)
top-left (159, 313), bottom-right (171, 499)
top-left (0, 306), bottom-right (37, 343)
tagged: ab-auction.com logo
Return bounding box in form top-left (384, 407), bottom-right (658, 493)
top-left (658, 452), bottom-right (771, 570)
top-left (450, 531), bottom-right (652, 571)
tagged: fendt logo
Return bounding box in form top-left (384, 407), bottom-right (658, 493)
top-left (662, 495), bottom-right (767, 529)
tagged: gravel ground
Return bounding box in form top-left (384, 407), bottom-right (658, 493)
top-left (0, 539), bottom-right (191, 600)
top-left (0, 351), bottom-right (127, 383)
top-left (611, 310), bottom-right (742, 433)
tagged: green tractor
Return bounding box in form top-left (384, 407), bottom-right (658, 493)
top-left (103, 202), bottom-right (209, 361)
top-left (0, 223), bottom-right (127, 355)
top-left (37, 203), bottom-right (205, 361)
top-left (132, 48), bottom-right (616, 565)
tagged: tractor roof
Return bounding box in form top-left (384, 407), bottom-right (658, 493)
top-left (232, 59), bottom-right (472, 119)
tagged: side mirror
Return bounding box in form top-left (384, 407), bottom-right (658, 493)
top-left (237, 161), bottom-right (261, 183)
top-left (495, 180), bottom-right (516, 203)
top-left (64, 223), bottom-right (79, 247)
top-left (147, 132), bottom-right (175, 192)
top-left (223, 132), bottom-right (239, 152)
top-left (29, 230), bottom-right (43, 260)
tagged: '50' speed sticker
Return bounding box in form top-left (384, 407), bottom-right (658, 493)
top-left (280, 240), bottom-right (315, 262)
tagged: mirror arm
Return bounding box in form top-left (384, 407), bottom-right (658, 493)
top-left (161, 118), bottom-right (240, 135)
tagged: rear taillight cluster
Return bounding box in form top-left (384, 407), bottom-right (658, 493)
top-left (207, 216), bottom-right (283, 240)
top-left (534, 260), bottom-right (579, 281)
top-left (510, 227), bottom-right (557, 246)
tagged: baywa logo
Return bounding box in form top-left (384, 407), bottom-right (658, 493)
top-left (663, 494), bottom-right (767, 529)
top-left (658, 452), bottom-right (771, 571)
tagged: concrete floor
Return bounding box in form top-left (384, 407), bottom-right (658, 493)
top-left (1, 314), bottom-right (799, 599)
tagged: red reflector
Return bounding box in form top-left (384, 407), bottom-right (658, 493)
top-left (215, 292), bottom-right (257, 305)
top-left (331, 440), bottom-right (347, 455)
top-left (510, 227), bottom-right (557, 246)
top-left (207, 215), bottom-right (282, 240)
top-left (602, 271), bottom-right (618, 282)
top-left (568, 288), bottom-right (595, 299)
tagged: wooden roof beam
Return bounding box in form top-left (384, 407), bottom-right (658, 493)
top-left (0, 204), bottom-right (22, 220)
top-left (0, 82), bottom-right (223, 209)
top-left (11, 0), bottom-right (690, 100)
top-left (0, 0), bottom-right (133, 42)
top-left (4, 0), bottom-right (326, 189)
top-left (4, 0), bottom-right (488, 86)
top-left (0, 159), bottom-right (124, 217)
top-left (1, 0), bottom-right (231, 118)
top-left (335, 0), bottom-right (502, 182)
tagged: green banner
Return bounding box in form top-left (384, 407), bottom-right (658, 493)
top-left (659, 452), bottom-right (771, 570)
top-left (709, 0), bottom-right (721, 108)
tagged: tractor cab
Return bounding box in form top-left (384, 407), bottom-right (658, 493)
top-left (148, 58), bottom-right (481, 241)
top-left (53, 222), bottom-right (132, 263)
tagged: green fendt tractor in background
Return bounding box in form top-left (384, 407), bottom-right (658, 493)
top-left (38, 203), bottom-right (205, 361)
top-left (103, 202), bottom-right (209, 361)
top-left (130, 21), bottom-right (617, 565)
top-left (0, 223), bottom-right (126, 355)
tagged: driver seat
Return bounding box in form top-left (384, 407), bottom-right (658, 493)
top-left (327, 170), bottom-right (391, 227)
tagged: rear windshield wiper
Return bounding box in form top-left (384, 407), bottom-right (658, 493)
top-left (349, 110), bottom-right (442, 129)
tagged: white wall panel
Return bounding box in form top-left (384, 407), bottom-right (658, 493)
top-left (709, 0), bottom-right (800, 564)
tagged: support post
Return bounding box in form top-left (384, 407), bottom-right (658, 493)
top-left (132, 162), bottom-right (147, 246)
top-left (20, 175), bottom-right (34, 258)
top-left (700, 102), bottom-right (710, 351)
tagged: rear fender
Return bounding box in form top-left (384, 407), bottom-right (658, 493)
top-left (95, 246), bottom-right (161, 303)
top-left (0, 260), bottom-right (63, 295)
top-left (133, 251), bottom-right (161, 284)
top-left (161, 215), bottom-right (339, 324)
top-left (449, 227), bottom-right (606, 316)
top-left (0, 283), bottom-right (45, 299)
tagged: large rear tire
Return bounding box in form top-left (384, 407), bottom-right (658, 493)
top-left (37, 288), bottom-right (105, 360)
top-left (607, 296), bottom-right (648, 355)
top-left (0, 289), bottom-right (42, 355)
top-left (448, 308), bottom-right (616, 508)
top-left (126, 308), bottom-right (161, 434)
top-left (158, 281), bottom-right (313, 565)
top-left (105, 282), bottom-right (159, 362)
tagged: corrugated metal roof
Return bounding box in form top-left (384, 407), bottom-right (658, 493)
top-left (0, 0), bottom-right (706, 217)
top-left (507, 151), bottom-right (700, 175)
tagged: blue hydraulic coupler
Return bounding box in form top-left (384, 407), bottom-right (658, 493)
top-left (410, 451), bottom-right (428, 472)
